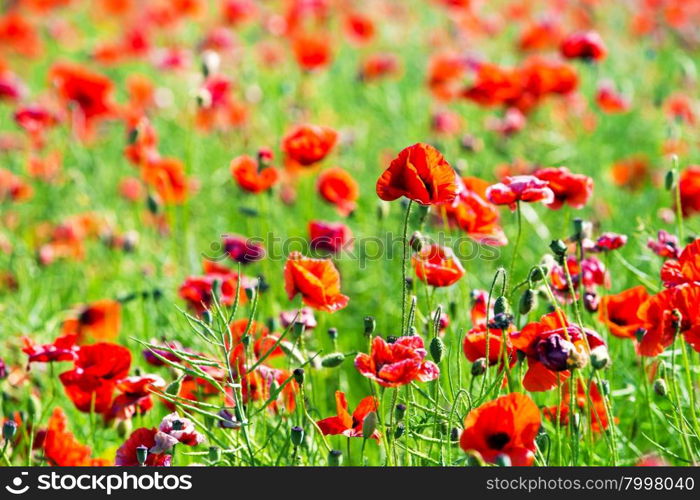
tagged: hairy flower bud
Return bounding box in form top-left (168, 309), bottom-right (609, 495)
top-left (430, 336), bottom-right (445, 364)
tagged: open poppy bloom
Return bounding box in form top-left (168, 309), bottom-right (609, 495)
top-left (444, 176), bottom-right (507, 245)
top-left (179, 261), bottom-right (251, 315)
top-left (115, 428), bottom-right (172, 466)
top-left (22, 333), bottom-right (78, 365)
top-left (316, 391), bottom-right (380, 441)
top-left (544, 380), bottom-right (616, 433)
top-left (284, 251), bottom-right (349, 313)
top-left (679, 166), bottom-right (700, 217)
top-left (43, 408), bottom-right (110, 466)
top-left (560, 31), bottom-right (607, 61)
top-left (638, 284), bottom-right (700, 356)
top-left (317, 167), bottom-right (359, 216)
top-left (599, 286), bottom-right (650, 338)
top-left (660, 238), bottom-right (700, 287)
top-left (511, 311), bottom-right (606, 391)
top-left (62, 299), bottom-right (122, 343)
top-left (309, 220), bottom-right (353, 253)
top-left (59, 342), bottom-right (132, 413)
top-left (463, 325), bottom-right (515, 367)
top-left (240, 364), bottom-right (298, 414)
top-left (411, 243), bottom-right (465, 287)
top-left (376, 143), bottom-right (457, 205)
top-left (141, 156), bottom-right (189, 205)
top-left (159, 413), bottom-right (205, 446)
top-left (359, 53), bottom-right (400, 82)
top-left (460, 393), bottom-right (540, 466)
top-left (230, 153), bottom-right (279, 194)
top-left (533, 167), bottom-right (593, 210)
top-left (292, 32), bottom-right (333, 72)
top-left (486, 175), bottom-right (554, 210)
top-left (107, 374), bottom-right (166, 421)
top-left (354, 336), bottom-right (439, 387)
top-left (282, 124), bottom-right (337, 167)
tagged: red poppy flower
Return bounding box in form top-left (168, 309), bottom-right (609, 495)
top-left (665, 93), bottom-right (696, 125)
top-left (518, 19), bottom-right (562, 51)
top-left (107, 374), bottom-right (166, 421)
top-left (638, 284), bottom-right (700, 356)
top-left (43, 408), bottom-right (110, 466)
top-left (61, 299), bottom-right (122, 343)
top-left (317, 167), bottom-right (359, 216)
top-left (411, 243), bottom-right (465, 287)
top-left (533, 167), bottom-right (593, 210)
top-left (309, 220), bottom-right (353, 253)
top-left (317, 391), bottom-right (380, 440)
top-left (359, 53), bottom-right (400, 82)
top-left (549, 255), bottom-right (609, 303)
top-left (284, 251), bottom-right (349, 313)
top-left (222, 234), bottom-right (265, 264)
top-left (0, 12), bottom-right (42, 58)
top-left (544, 381), bottom-right (616, 433)
top-left (141, 156), bottom-right (189, 205)
top-left (49, 62), bottom-right (115, 138)
top-left (22, 333), bottom-right (78, 365)
top-left (427, 51), bottom-right (469, 102)
top-left (485, 175), bottom-right (554, 210)
top-left (679, 166), bottom-right (700, 217)
top-left (512, 311), bottom-right (606, 391)
top-left (445, 177), bottom-right (507, 245)
top-left (241, 364), bottom-right (298, 413)
top-left (591, 232), bottom-right (628, 252)
top-left (460, 393), bottom-right (540, 466)
top-left (159, 413), bottom-right (204, 446)
top-left (0, 168), bottom-right (33, 202)
top-left (660, 239), bottom-right (700, 287)
top-left (354, 336), bottom-right (439, 388)
top-left (115, 428), bottom-right (172, 466)
top-left (228, 318), bottom-right (283, 359)
top-left (230, 154), bottom-right (279, 194)
top-left (344, 12), bottom-right (375, 46)
top-left (462, 63), bottom-right (522, 108)
top-left (282, 124), bottom-right (337, 167)
top-left (463, 326), bottom-right (515, 367)
top-left (599, 286), bottom-right (650, 339)
top-left (292, 32), bottom-right (333, 72)
top-left (596, 83), bottom-right (630, 113)
top-left (376, 143), bottom-right (457, 205)
top-left (560, 31), bottom-right (607, 61)
top-left (178, 269), bottom-right (249, 315)
top-left (59, 342), bottom-right (132, 413)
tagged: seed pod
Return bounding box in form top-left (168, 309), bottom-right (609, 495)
top-left (328, 449), bottom-right (343, 466)
top-left (362, 412), bottom-right (378, 440)
top-left (572, 218), bottom-right (585, 241)
top-left (136, 445), bottom-right (149, 466)
top-left (2, 421), bottom-right (17, 441)
top-left (429, 336), bottom-right (445, 364)
top-left (519, 288), bottom-right (536, 315)
top-left (321, 352), bottom-right (346, 368)
top-left (654, 378), bottom-right (668, 397)
top-left (494, 454), bottom-right (511, 467)
top-left (290, 426), bottom-right (304, 447)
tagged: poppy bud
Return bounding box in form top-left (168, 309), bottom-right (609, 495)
top-left (450, 427), bottom-right (460, 442)
top-left (363, 316), bottom-right (376, 336)
top-left (146, 193), bottom-right (161, 215)
top-left (471, 358), bottom-right (487, 376)
top-left (493, 296), bottom-right (509, 316)
top-left (590, 346), bottom-right (610, 370)
top-left (529, 266), bottom-right (547, 282)
top-left (430, 336), bottom-right (445, 364)
top-left (488, 312), bottom-right (513, 330)
top-left (202, 309), bottom-right (212, 324)
top-left (245, 286), bottom-right (256, 301)
top-left (27, 394), bottom-right (41, 423)
top-left (665, 170), bottom-right (677, 191)
top-left (599, 379), bottom-right (610, 396)
top-left (321, 352), bottom-right (345, 368)
top-left (409, 326), bottom-right (418, 336)
top-left (127, 127), bottom-right (139, 144)
top-left (293, 368), bottom-right (305, 385)
top-left (536, 334), bottom-right (573, 372)
top-left (241, 334), bottom-right (251, 347)
top-left (572, 218), bottom-right (584, 242)
top-left (519, 288), bottom-right (536, 315)
top-left (449, 301), bottom-right (457, 318)
top-left (327, 328), bottom-right (338, 342)
top-left (116, 418), bottom-right (132, 438)
top-left (394, 422), bottom-right (405, 440)
top-left (567, 345), bottom-right (589, 370)
top-left (136, 445), bottom-right (148, 466)
top-left (465, 451), bottom-right (485, 466)
top-left (494, 454), bottom-right (511, 467)
top-left (328, 449), bottom-right (343, 466)
top-left (395, 403), bottom-right (406, 422)
top-left (293, 320), bottom-right (306, 338)
top-left (410, 231), bottom-right (427, 252)
top-left (386, 335), bottom-right (398, 344)
top-left (549, 239), bottom-right (567, 256)
top-left (635, 327), bottom-right (647, 343)
top-left (654, 378), bottom-right (668, 397)
top-left (266, 317), bottom-right (279, 332)
top-left (362, 412), bottom-right (378, 440)
top-left (3, 421), bottom-right (17, 441)
top-left (208, 446), bottom-right (221, 464)
top-left (290, 426), bottom-right (304, 447)
top-left (583, 291), bottom-right (599, 313)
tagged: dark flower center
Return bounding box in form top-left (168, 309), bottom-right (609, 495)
top-left (486, 432), bottom-right (510, 450)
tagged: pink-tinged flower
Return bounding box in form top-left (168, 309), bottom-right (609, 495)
top-left (158, 413), bottom-right (205, 446)
top-left (485, 175), bottom-right (554, 210)
top-left (560, 31), bottom-right (606, 61)
top-left (660, 239), bottom-right (700, 288)
top-left (533, 167), bottom-right (593, 210)
top-left (279, 307), bottom-right (317, 330)
top-left (222, 234), bottom-right (265, 264)
top-left (591, 232), bottom-right (628, 252)
top-left (21, 334), bottom-right (78, 365)
top-left (309, 220), bottom-right (353, 253)
top-left (355, 336), bottom-right (439, 387)
top-left (115, 428), bottom-right (171, 466)
top-left (107, 374), bottom-right (166, 421)
top-left (648, 230), bottom-right (680, 259)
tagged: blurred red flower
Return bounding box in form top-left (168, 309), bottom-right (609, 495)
top-left (533, 167), bottom-right (593, 210)
top-left (560, 31), bottom-right (606, 61)
top-left (317, 167), bottom-right (359, 216)
top-left (43, 408), bottom-right (110, 466)
top-left (282, 124), bottom-right (337, 167)
top-left (309, 220), bottom-right (353, 253)
top-left (486, 175), bottom-right (554, 210)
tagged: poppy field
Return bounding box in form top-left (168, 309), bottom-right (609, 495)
top-left (2, 0), bottom-right (700, 469)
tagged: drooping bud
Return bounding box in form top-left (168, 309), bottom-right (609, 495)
top-left (290, 426), bottom-right (304, 447)
top-left (116, 418), bottom-right (132, 438)
top-left (654, 378), bottom-right (668, 397)
top-left (321, 352), bottom-right (345, 368)
top-left (2, 421), bottom-right (17, 441)
top-left (529, 266), bottom-right (547, 282)
top-left (292, 368), bottom-right (305, 385)
top-left (327, 327), bottom-right (338, 341)
top-left (430, 336), bottom-right (445, 364)
top-left (394, 422), bottom-right (405, 439)
top-left (471, 358), bottom-right (487, 376)
top-left (146, 193), bottom-right (161, 215)
top-left (410, 231), bottom-right (427, 252)
top-left (590, 346), bottom-right (610, 370)
top-left (362, 412), bottom-right (378, 440)
top-left (494, 296), bottom-right (509, 316)
top-left (549, 239), bottom-right (568, 258)
top-left (519, 288), bottom-right (536, 315)
top-left (395, 403), bottom-right (406, 422)
top-left (363, 316), bottom-right (376, 336)
top-left (328, 449), bottom-right (343, 466)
